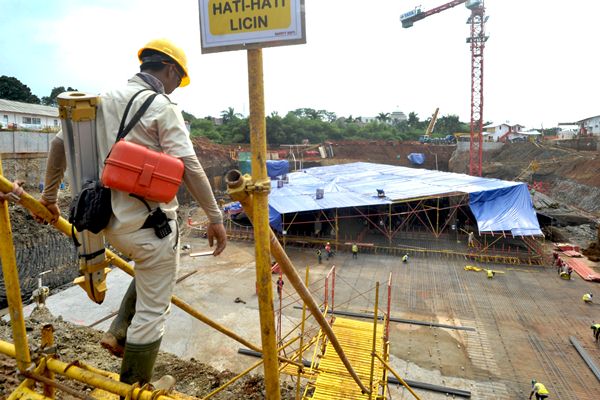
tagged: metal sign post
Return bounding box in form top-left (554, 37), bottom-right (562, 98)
top-left (199, 1), bottom-right (305, 398)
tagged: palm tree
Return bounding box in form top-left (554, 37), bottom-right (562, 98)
top-left (376, 112), bottom-right (390, 123)
top-left (220, 107), bottom-right (242, 124)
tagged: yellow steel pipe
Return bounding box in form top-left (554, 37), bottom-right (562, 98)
top-left (247, 47), bottom-right (281, 399)
top-left (226, 171), bottom-right (370, 394)
top-left (0, 158), bottom-right (32, 372)
top-left (0, 174), bottom-right (302, 368)
top-left (374, 353), bottom-right (422, 400)
top-left (369, 282), bottom-right (379, 399)
top-left (296, 266), bottom-right (309, 400)
top-left (0, 339), bottom-right (176, 400)
top-left (202, 335), bottom-right (300, 400)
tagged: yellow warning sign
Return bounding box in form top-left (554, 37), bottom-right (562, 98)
top-left (208, 0), bottom-right (291, 35)
top-left (199, 0), bottom-right (305, 53)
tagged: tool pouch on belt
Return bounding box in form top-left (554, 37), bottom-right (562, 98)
top-left (132, 194), bottom-right (172, 239)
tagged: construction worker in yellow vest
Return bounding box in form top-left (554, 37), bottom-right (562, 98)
top-left (583, 292), bottom-right (593, 303)
top-left (591, 322), bottom-right (600, 343)
top-left (487, 269), bottom-right (495, 279)
top-left (351, 243), bottom-right (358, 259)
top-left (529, 379), bottom-right (549, 399)
top-left (402, 253), bottom-right (409, 263)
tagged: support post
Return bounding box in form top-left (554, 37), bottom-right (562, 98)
top-left (369, 282), bottom-right (380, 399)
top-left (0, 156), bottom-right (32, 372)
top-left (41, 324), bottom-right (55, 398)
top-left (247, 48), bottom-right (281, 399)
top-left (296, 267), bottom-right (309, 400)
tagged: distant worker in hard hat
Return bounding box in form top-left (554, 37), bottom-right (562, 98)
top-left (402, 253), bottom-right (409, 263)
top-left (551, 251), bottom-right (559, 266)
top-left (316, 248), bottom-right (322, 264)
top-left (325, 242), bottom-right (332, 260)
top-left (583, 293), bottom-right (593, 303)
top-left (351, 243), bottom-right (358, 259)
top-left (529, 379), bottom-right (550, 399)
top-left (591, 322), bottom-right (600, 343)
top-left (276, 275), bottom-right (284, 298)
top-left (35, 38), bottom-right (227, 389)
top-left (487, 269), bottom-right (495, 279)
top-left (467, 231), bottom-right (475, 247)
top-left (556, 257), bottom-right (563, 275)
top-left (559, 264), bottom-right (572, 280)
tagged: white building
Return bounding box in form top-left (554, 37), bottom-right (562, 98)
top-left (577, 115), bottom-right (600, 135)
top-left (483, 122), bottom-right (525, 142)
top-left (0, 99), bottom-right (59, 132)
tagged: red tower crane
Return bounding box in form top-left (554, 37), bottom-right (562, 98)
top-left (401, 0), bottom-right (488, 176)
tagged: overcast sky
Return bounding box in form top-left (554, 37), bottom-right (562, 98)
top-left (1, 0), bottom-right (598, 128)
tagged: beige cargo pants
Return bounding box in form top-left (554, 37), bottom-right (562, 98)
top-left (105, 220), bottom-right (179, 344)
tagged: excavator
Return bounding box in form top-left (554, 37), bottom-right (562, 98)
top-left (418, 107), bottom-right (439, 143)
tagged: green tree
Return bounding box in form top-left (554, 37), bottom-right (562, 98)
top-left (220, 107), bottom-right (242, 124)
top-left (190, 118), bottom-right (222, 142)
top-left (435, 114), bottom-right (468, 135)
top-left (376, 112), bottom-right (390, 123)
top-left (407, 112), bottom-right (420, 127)
top-left (0, 76), bottom-right (40, 104)
top-left (181, 110), bottom-right (197, 123)
top-left (41, 86), bottom-right (78, 106)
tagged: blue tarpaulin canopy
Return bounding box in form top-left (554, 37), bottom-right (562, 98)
top-left (266, 160), bottom-right (289, 178)
top-left (266, 162), bottom-right (541, 236)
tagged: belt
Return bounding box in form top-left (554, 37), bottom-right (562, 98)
top-left (141, 216), bottom-right (154, 229)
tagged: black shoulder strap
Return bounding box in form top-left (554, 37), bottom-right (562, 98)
top-left (115, 89), bottom-right (158, 143)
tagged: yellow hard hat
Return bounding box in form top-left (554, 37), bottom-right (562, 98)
top-left (138, 38), bottom-right (190, 87)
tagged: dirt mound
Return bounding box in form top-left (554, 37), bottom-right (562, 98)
top-left (582, 226), bottom-right (600, 262)
top-left (0, 307), bottom-right (296, 399)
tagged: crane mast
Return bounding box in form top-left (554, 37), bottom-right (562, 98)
top-left (401, 0), bottom-right (488, 176)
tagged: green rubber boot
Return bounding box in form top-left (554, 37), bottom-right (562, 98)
top-left (119, 338), bottom-right (162, 386)
top-left (101, 279), bottom-right (136, 357)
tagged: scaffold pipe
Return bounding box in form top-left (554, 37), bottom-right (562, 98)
top-left (374, 353), bottom-right (422, 400)
top-left (0, 162), bottom-right (32, 372)
top-left (226, 169), bottom-right (370, 395)
top-left (369, 282), bottom-right (379, 399)
top-left (0, 174), bottom-right (300, 367)
top-left (0, 340), bottom-right (175, 400)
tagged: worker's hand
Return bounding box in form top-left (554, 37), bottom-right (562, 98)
top-left (207, 222), bottom-right (227, 256)
top-left (0, 180), bottom-right (24, 203)
top-left (33, 198), bottom-right (61, 224)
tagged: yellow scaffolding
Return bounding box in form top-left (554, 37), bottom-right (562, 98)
top-left (303, 317), bottom-right (386, 400)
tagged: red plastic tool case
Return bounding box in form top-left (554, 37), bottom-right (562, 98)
top-left (102, 140), bottom-right (184, 203)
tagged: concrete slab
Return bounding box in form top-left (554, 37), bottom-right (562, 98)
top-left (7, 236), bottom-right (600, 399)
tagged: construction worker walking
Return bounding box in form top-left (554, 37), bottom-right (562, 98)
top-left (402, 253), bottom-right (409, 263)
top-left (37, 38), bottom-right (227, 388)
top-left (467, 231), bottom-right (475, 247)
top-left (583, 292), bottom-right (593, 303)
top-left (316, 248), bottom-right (322, 264)
top-left (276, 275), bottom-right (284, 298)
top-left (590, 322), bottom-right (600, 343)
top-left (351, 243), bottom-right (358, 259)
top-left (529, 379), bottom-right (550, 399)
top-left (325, 242), bottom-right (332, 260)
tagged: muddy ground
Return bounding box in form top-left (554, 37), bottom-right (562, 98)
top-left (0, 307), bottom-right (296, 399)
